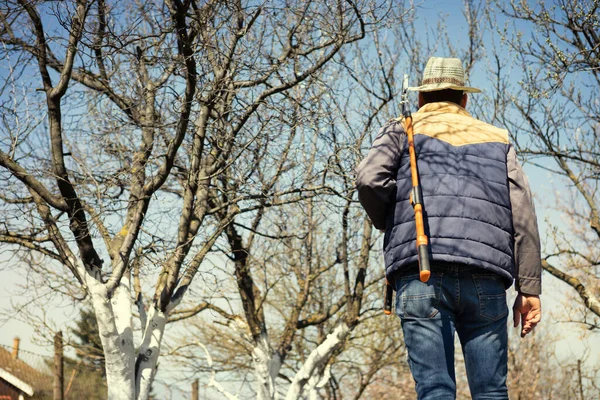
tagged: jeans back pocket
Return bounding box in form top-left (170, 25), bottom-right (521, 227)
top-left (395, 273), bottom-right (442, 319)
top-left (472, 274), bottom-right (508, 321)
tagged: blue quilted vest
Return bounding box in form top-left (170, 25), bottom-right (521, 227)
top-left (383, 103), bottom-right (515, 286)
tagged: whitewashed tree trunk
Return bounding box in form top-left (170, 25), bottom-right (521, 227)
top-left (253, 334), bottom-right (282, 400)
top-left (285, 323), bottom-right (350, 400)
top-left (88, 274), bottom-right (136, 400)
top-left (87, 270), bottom-right (167, 400)
top-left (307, 364), bottom-right (330, 400)
top-left (136, 306), bottom-right (168, 399)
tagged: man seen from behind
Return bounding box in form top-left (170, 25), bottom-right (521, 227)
top-left (355, 57), bottom-right (542, 400)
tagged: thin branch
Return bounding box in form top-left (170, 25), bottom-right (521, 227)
top-left (168, 302), bottom-right (235, 323)
top-left (543, 259), bottom-right (600, 317)
top-left (0, 151), bottom-right (68, 211)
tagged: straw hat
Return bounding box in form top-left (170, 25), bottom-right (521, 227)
top-left (408, 57), bottom-right (481, 93)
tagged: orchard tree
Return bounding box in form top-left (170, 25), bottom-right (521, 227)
top-left (164, 22), bottom-right (404, 398)
top-left (162, 2), bottom-right (493, 398)
top-left (0, 0), bottom-right (392, 398)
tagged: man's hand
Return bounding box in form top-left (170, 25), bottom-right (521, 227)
top-left (512, 293), bottom-right (541, 337)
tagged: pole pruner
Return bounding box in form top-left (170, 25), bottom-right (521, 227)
top-left (384, 74), bottom-right (431, 315)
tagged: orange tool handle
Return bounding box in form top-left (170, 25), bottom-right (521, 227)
top-left (406, 115), bottom-right (419, 188)
top-left (404, 114), bottom-right (431, 283)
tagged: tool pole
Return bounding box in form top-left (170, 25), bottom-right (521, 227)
top-left (402, 75), bottom-right (431, 283)
top-left (384, 279), bottom-right (393, 315)
top-left (404, 110), bottom-right (431, 282)
top-left (383, 75), bottom-right (431, 315)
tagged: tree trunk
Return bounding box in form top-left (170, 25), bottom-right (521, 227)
top-left (285, 323), bottom-right (350, 400)
top-left (252, 334), bottom-right (281, 400)
top-left (136, 306), bottom-right (168, 400)
top-left (89, 277), bottom-right (136, 399)
top-left (53, 331), bottom-right (64, 400)
top-left (192, 379), bottom-right (199, 400)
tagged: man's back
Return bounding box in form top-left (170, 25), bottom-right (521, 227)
top-left (385, 101), bottom-right (515, 286)
top-left (355, 57), bottom-right (542, 400)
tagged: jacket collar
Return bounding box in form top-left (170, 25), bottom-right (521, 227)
top-left (416, 101), bottom-right (471, 118)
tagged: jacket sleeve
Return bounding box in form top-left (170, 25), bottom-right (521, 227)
top-left (507, 145), bottom-right (542, 295)
top-left (355, 120), bottom-right (405, 230)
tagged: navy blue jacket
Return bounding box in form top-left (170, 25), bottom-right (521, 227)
top-left (384, 125), bottom-right (514, 286)
top-left (356, 102), bottom-right (542, 294)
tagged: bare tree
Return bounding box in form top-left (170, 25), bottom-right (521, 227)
top-left (0, 1), bottom-right (392, 398)
top-left (164, 30), bottom-right (403, 398)
top-left (162, 1), bottom-right (498, 398)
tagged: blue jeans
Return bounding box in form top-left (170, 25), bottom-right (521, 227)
top-left (394, 263), bottom-right (509, 400)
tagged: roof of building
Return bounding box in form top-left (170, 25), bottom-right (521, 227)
top-left (0, 345), bottom-right (52, 396)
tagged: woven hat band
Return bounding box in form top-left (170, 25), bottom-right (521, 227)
top-left (422, 77), bottom-right (465, 86)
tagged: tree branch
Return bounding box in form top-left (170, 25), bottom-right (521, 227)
top-left (0, 150), bottom-right (68, 211)
top-left (168, 302), bottom-right (235, 323)
top-left (543, 259), bottom-right (600, 317)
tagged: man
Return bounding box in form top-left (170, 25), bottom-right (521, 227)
top-left (355, 57), bottom-right (542, 400)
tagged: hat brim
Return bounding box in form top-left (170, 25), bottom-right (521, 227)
top-left (407, 82), bottom-right (481, 93)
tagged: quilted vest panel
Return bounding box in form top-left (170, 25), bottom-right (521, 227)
top-left (384, 127), bottom-right (515, 286)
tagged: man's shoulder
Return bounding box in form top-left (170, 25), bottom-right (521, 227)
top-left (413, 111), bottom-right (509, 146)
top-left (375, 118), bottom-right (407, 139)
top-left (465, 115), bottom-right (509, 145)
top-left (383, 117), bottom-right (407, 131)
